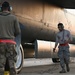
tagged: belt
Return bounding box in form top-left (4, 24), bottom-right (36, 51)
top-left (59, 43), bottom-right (68, 46)
top-left (0, 39), bottom-right (16, 44)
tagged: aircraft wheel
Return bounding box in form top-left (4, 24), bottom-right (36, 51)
top-left (15, 44), bottom-right (24, 73)
top-left (52, 58), bottom-right (60, 63)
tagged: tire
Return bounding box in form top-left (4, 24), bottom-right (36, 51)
top-left (14, 34), bottom-right (24, 73)
top-left (15, 44), bottom-right (24, 73)
top-left (52, 58), bottom-right (60, 63)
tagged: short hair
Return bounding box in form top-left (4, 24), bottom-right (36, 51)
top-left (2, 1), bottom-right (10, 8)
top-left (1, 1), bottom-right (10, 11)
top-left (58, 23), bottom-right (64, 27)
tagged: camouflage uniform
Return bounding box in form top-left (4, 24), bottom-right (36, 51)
top-left (56, 29), bottom-right (72, 71)
top-left (58, 45), bottom-right (70, 70)
top-left (0, 2), bottom-right (21, 75)
top-left (0, 43), bottom-right (17, 75)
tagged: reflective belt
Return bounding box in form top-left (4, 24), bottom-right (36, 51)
top-left (59, 43), bottom-right (68, 46)
top-left (0, 40), bottom-right (16, 44)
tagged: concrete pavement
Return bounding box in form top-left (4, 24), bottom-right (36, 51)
top-left (18, 58), bottom-right (75, 75)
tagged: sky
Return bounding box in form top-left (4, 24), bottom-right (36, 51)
top-left (66, 9), bottom-right (75, 15)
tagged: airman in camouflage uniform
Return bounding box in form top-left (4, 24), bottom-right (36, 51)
top-left (0, 1), bottom-right (21, 75)
top-left (53, 23), bottom-right (72, 73)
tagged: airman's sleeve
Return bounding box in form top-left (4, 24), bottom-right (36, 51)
top-left (14, 17), bottom-right (21, 37)
top-left (56, 34), bottom-right (59, 44)
top-left (68, 31), bottom-right (72, 41)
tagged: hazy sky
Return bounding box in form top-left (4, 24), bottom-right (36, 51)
top-left (66, 9), bottom-right (75, 15)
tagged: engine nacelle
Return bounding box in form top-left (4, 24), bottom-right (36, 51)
top-left (34, 40), bottom-right (75, 58)
top-left (34, 40), bottom-right (58, 58)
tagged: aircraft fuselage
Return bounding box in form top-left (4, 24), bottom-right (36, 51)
top-left (1, 0), bottom-right (74, 44)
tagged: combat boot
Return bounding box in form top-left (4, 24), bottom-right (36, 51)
top-left (66, 64), bottom-right (70, 72)
top-left (59, 68), bottom-right (66, 73)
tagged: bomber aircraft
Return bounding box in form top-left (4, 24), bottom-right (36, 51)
top-left (0, 0), bottom-right (75, 73)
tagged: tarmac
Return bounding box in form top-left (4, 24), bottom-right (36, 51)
top-left (18, 58), bottom-right (75, 75)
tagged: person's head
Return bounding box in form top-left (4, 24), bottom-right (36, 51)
top-left (1, 1), bottom-right (10, 11)
top-left (58, 23), bottom-right (64, 31)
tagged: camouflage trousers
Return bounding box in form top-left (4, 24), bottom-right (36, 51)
top-left (0, 43), bottom-right (17, 75)
top-left (58, 45), bottom-right (70, 69)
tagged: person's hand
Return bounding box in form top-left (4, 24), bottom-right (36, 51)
top-left (53, 48), bottom-right (56, 52)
